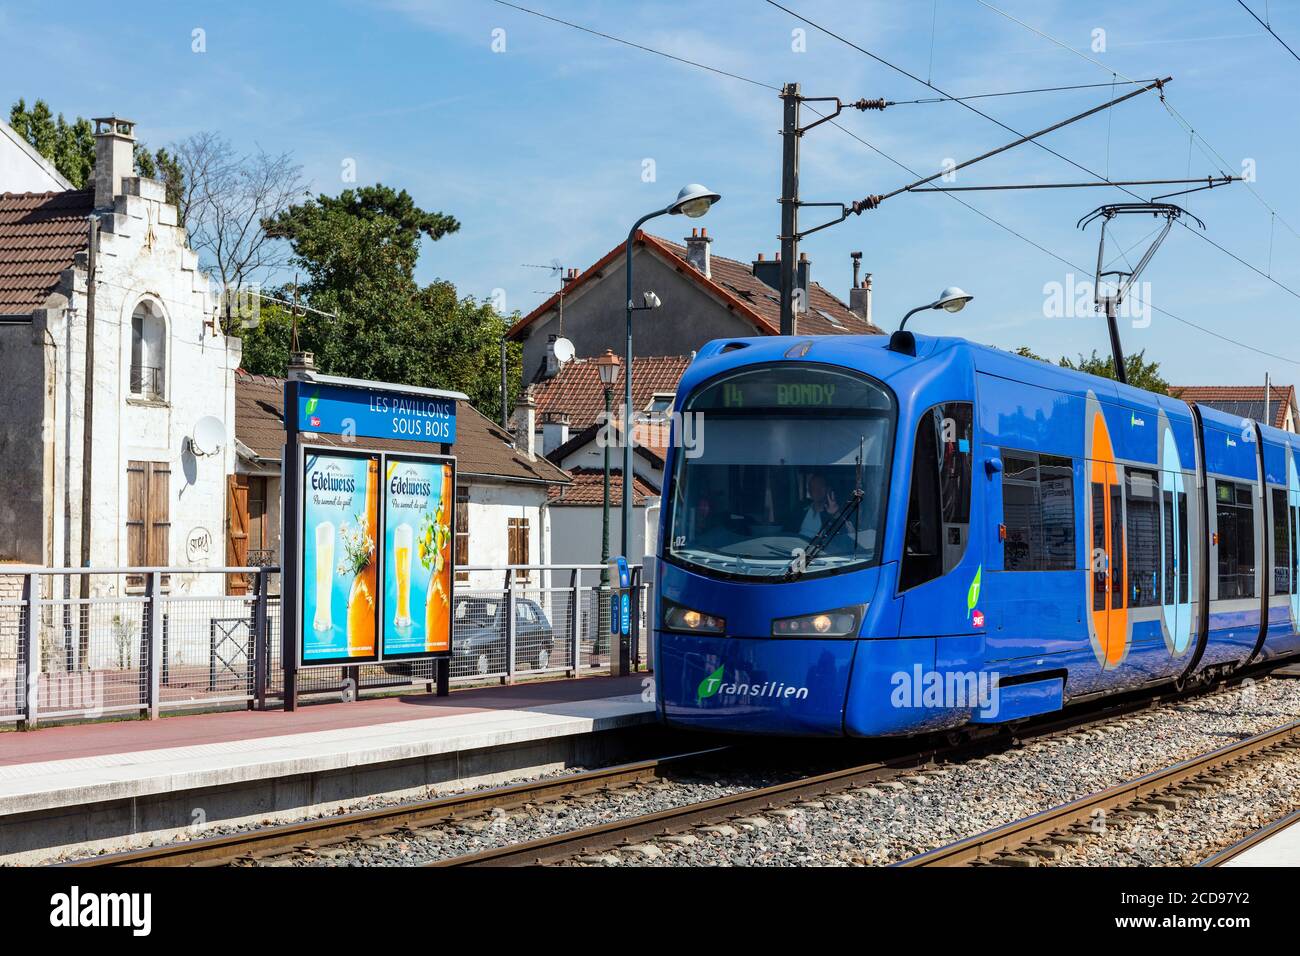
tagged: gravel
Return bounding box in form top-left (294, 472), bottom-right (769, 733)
top-left (583, 676), bottom-right (1300, 866)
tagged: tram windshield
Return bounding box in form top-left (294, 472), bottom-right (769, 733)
top-left (666, 363), bottom-right (895, 580)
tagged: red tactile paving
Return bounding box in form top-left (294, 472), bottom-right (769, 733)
top-left (0, 675), bottom-right (648, 767)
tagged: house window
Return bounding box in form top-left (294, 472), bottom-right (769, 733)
top-left (129, 300), bottom-right (167, 399)
top-left (455, 487), bottom-right (470, 582)
top-left (508, 516), bottom-right (530, 581)
top-left (1001, 450), bottom-right (1075, 571)
top-left (645, 393), bottom-right (675, 419)
top-left (127, 460), bottom-right (170, 587)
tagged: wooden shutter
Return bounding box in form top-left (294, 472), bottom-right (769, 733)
top-left (455, 487), bottom-right (470, 582)
top-left (227, 474), bottom-right (250, 595)
top-left (508, 517), bottom-right (530, 581)
top-left (127, 461), bottom-right (148, 568)
top-left (148, 462), bottom-right (170, 567)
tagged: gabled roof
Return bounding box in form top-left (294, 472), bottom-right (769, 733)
top-left (547, 468), bottom-right (658, 507)
top-left (0, 189), bottom-right (92, 314)
top-left (508, 230), bottom-right (881, 342)
top-left (532, 354), bottom-right (692, 433)
top-left (1170, 384), bottom-right (1297, 431)
top-left (235, 370), bottom-right (570, 485)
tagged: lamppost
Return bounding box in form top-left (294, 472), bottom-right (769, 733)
top-left (595, 349), bottom-right (621, 662)
top-left (621, 184), bottom-right (721, 561)
top-left (888, 287), bottom-right (974, 356)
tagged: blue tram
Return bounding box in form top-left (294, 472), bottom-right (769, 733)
top-left (654, 331), bottom-right (1300, 737)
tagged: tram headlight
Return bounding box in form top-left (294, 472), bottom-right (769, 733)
top-left (771, 606), bottom-right (864, 638)
top-left (661, 600), bottom-right (726, 634)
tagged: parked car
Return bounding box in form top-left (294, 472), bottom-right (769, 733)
top-left (452, 596), bottom-right (557, 676)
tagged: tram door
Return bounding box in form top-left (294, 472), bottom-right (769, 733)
top-left (1090, 463), bottom-right (1127, 667)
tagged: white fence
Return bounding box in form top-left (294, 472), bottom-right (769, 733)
top-left (0, 564), bottom-right (648, 728)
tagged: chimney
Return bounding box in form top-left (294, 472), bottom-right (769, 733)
top-left (512, 392), bottom-right (537, 460)
top-left (851, 251), bottom-right (862, 290)
top-left (797, 252), bottom-right (810, 301)
top-left (287, 350), bottom-right (317, 381)
top-left (93, 117), bottom-right (136, 209)
top-left (752, 251), bottom-right (781, 291)
top-left (684, 227), bottom-right (712, 279)
top-left (540, 411), bottom-right (570, 456)
top-left (850, 272), bottom-right (873, 325)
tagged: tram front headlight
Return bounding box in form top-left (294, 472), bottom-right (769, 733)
top-left (661, 600), bottom-right (725, 634)
top-left (772, 606), bottom-right (864, 638)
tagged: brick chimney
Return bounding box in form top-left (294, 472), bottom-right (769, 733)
top-left (850, 272), bottom-right (873, 324)
top-left (287, 350), bottom-right (317, 381)
top-left (797, 252), bottom-right (810, 301)
top-left (685, 227), bottom-right (712, 279)
top-left (93, 117), bottom-right (135, 209)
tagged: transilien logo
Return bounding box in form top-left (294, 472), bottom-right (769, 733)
top-left (697, 665), bottom-right (724, 701)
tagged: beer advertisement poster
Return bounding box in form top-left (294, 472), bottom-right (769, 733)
top-left (381, 455), bottom-right (454, 658)
top-left (301, 450), bottom-right (381, 664)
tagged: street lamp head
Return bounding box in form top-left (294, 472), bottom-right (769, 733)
top-left (935, 286), bottom-right (973, 313)
top-left (669, 183), bottom-right (722, 219)
top-left (595, 348), bottom-right (622, 387)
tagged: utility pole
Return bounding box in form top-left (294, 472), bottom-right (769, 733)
top-left (779, 82), bottom-right (801, 336)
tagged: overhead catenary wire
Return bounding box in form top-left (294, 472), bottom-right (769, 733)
top-left (1237, 0), bottom-right (1300, 63)
top-left (487, 0), bottom-right (1300, 367)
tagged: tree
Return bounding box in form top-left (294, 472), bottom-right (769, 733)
top-left (170, 132), bottom-right (306, 318)
top-left (1013, 346), bottom-right (1169, 394)
top-left (241, 184), bottom-right (519, 420)
top-left (9, 98), bottom-right (183, 206)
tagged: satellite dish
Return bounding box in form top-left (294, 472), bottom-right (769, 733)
top-left (189, 416), bottom-right (226, 457)
top-left (551, 336), bottom-right (575, 365)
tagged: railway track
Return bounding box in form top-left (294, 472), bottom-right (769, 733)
top-left (894, 719), bottom-right (1300, 867)
top-left (1199, 807), bottom-right (1300, 867)
top-left (63, 665), bottom-right (1289, 868)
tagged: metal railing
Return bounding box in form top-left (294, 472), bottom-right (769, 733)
top-left (0, 563), bottom-right (648, 728)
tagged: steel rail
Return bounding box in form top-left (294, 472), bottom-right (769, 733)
top-left (61, 748), bottom-right (727, 868)
top-left (894, 719), bottom-right (1300, 867)
top-left (1199, 807), bottom-right (1300, 867)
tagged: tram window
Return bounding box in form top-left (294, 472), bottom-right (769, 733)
top-left (1163, 490), bottom-right (1176, 605)
top-left (1092, 483), bottom-right (1106, 610)
top-left (900, 402), bottom-right (972, 590)
top-left (1273, 488), bottom-right (1290, 595)
top-left (1216, 480), bottom-right (1256, 600)
top-left (1001, 450), bottom-right (1075, 571)
top-left (1178, 491), bottom-right (1190, 604)
top-left (1125, 469), bottom-right (1160, 608)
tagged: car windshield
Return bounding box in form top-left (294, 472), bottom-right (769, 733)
top-left (666, 363), bottom-right (895, 579)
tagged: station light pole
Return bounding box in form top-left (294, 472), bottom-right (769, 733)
top-left (595, 349), bottom-right (621, 661)
top-left (621, 184), bottom-right (720, 563)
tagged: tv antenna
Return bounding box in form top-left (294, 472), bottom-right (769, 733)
top-left (1077, 202), bottom-right (1205, 385)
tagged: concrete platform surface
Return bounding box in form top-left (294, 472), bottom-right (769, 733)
top-left (1222, 812), bottom-right (1300, 866)
top-left (0, 675), bottom-right (654, 817)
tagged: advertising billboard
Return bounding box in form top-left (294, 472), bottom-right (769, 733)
top-left (380, 454), bottom-right (455, 659)
top-left (300, 449), bottom-right (381, 665)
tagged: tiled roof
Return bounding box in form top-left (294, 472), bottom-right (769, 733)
top-left (531, 354), bottom-right (692, 432)
top-left (1170, 385), bottom-right (1296, 430)
top-left (546, 468), bottom-right (658, 506)
top-left (508, 230), bottom-right (882, 343)
top-left (0, 190), bottom-right (92, 314)
top-left (235, 370), bottom-right (569, 485)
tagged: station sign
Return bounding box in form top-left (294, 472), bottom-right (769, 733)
top-left (296, 381), bottom-right (456, 443)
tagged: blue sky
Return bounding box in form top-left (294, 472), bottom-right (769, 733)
top-left (3, 0), bottom-right (1299, 386)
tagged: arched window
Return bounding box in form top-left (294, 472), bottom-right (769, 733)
top-left (129, 300), bottom-right (167, 399)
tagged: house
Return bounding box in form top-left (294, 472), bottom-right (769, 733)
top-left (506, 229), bottom-right (880, 565)
top-left (1169, 385), bottom-right (1299, 433)
top-left (232, 367), bottom-right (571, 592)
top-left (0, 117), bottom-right (239, 598)
top-left (508, 228), bottom-right (881, 381)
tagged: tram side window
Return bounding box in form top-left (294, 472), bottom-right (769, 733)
top-left (1216, 481), bottom-right (1256, 600)
top-left (900, 402), bottom-right (972, 590)
top-left (1125, 470), bottom-right (1160, 607)
top-left (1001, 450), bottom-right (1075, 571)
top-left (1273, 488), bottom-right (1291, 595)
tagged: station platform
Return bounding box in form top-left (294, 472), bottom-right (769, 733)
top-left (1221, 811), bottom-right (1300, 867)
top-left (0, 674), bottom-right (656, 863)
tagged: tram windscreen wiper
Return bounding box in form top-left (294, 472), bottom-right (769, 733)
top-left (785, 437), bottom-right (865, 580)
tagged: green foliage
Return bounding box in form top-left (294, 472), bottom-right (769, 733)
top-left (1013, 346), bottom-right (1169, 395)
top-left (9, 98), bottom-right (182, 201)
top-left (243, 185), bottom-right (519, 421)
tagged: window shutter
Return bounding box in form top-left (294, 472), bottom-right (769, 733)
top-left (147, 461), bottom-right (171, 567)
top-left (227, 474), bottom-right (250, 595)
top-left (127, 461), bottom-right (147, 567)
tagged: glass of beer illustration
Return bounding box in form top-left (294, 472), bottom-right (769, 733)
top-left (393, 523), bottom-right (413, 628)
top-left (313, 521), bottom-right (335, 631)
